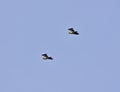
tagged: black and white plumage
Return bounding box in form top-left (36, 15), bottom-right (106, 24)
top-left (68, 28), bottom-right (79, 35)
top-left (42, 53), bottom-right (53, 60)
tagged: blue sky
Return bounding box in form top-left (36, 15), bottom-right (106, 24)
top-left (0, 0), bottom-right (120, 92)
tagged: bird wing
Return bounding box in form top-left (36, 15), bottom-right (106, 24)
top-left (68, 28), bottom-right (74, 32)
top-left (48, 57), bottom-right (53, 60)
top-left (75, 31), bottom-right (79, 35)
top-left (42, 54), bottom-right (48, 58)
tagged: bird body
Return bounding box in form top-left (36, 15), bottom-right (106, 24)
top-left (42, 54), bottom-right (53, 60)
top-left (68, 28), bottom-right (79, 35)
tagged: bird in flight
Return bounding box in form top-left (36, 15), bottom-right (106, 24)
top-left (68, 28), bottom-right (79, 35)
top-left (42, 53), bottom-right (53, 60)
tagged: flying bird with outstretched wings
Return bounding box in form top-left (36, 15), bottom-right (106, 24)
top-left (68, 28), bottom-right (79, 35)
top-left (42, 53), bottom-right (53, 60)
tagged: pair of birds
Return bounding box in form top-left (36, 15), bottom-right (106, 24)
top-left (42, 28), bottom-right (79, 60)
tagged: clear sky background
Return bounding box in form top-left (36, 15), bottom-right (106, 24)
top-left (0, 0), bottom-right (120, 92)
